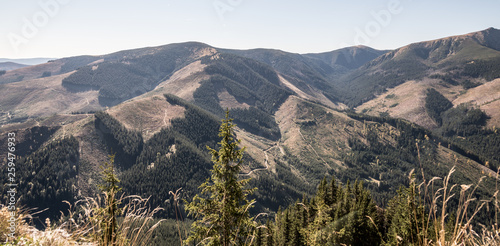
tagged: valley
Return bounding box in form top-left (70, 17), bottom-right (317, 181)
top-left (1, 28), bottom-right (500, 245)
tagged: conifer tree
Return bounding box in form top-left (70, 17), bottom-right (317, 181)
top-left (254, 227), bottom-right (263, 246)
top-left (282, 211), bottom-right (291, 245)
top-left (265, 220), bottom-right (274, 246)
top-left (96, 154), bottom-right (122, 245)
top-left (384, 175), bottom-right (426, 246)
top-left (185, 110), bottom-right (256, 245)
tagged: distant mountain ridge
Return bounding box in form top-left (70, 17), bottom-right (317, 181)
top-left (0, 28), bottom-right (499, 126)
top-left (304, 45), bottom-right (389, 70)
top-left (0, 62), bottom-right (28, 71)
top-left (352, 28), bottom-right (500, 128)
top-left (334, 28), bottom-right (500, 106)
top-left (0, 57), bottom-right (55, 65)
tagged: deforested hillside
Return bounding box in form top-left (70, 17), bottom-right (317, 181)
top-left (1, 28), bottom-right (500, 245)
top-left (345, 28), bottom-right (500, 107)
top-left (61, 42), bottom-right (216, 106)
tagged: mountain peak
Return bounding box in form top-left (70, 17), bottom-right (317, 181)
top-left (304, 45), bottom-right (388, 70)
top-left (471, 27), bottom-right (500, 51)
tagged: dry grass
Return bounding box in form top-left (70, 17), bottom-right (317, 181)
top-left (356, 78), bottom-right (500, 130)
top-left (154, 60), bottom-right (209, 102)
top-left (0, 71), bottom-right (102, 125)
top-left (403, 158), bottom-right (500, 246)
top-left (217, 88), bottom-right (251, 110)
top-left (75, 195), bottom-right (164, 246)
top-left (0, 195), bottom-right (163, 246)
top-left (107, 96), bottom-right (185, 141)
top-left (356, 80), bottom-right (442, 129)
top-left (277, 75), bottom-right (344, 109)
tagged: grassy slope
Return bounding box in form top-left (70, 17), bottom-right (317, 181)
top-left (356, 78), bottom-right (500, 129)
top-left (0, 72), bottom-right (102, 125)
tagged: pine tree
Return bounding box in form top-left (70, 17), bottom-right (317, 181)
top-left (384, 176), bottom-right (426, 246)
top-left (282, 211), bottom-right (291, 246)
top-left (316, 177), bottom-right (329, 205)
top-left (254, 227), bottom-right (263, 246)
top-left (291, 224), bottom-right (302, 246)
top-left (96, 154), bottom-right (122, 245)
top-left (185, 110), bottom-right (257, 246)
top-left (265, 219), bottom-right (274, 246)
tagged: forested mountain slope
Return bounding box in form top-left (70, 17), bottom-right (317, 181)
top-left (0, 29), bottom-right (499, 242)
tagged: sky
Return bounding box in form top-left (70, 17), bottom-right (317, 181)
top-left (1, 0), bottom-right (500, 59)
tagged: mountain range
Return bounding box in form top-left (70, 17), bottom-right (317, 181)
top-left (1, 28), bottom-right (499, 227)
top-left (0, 62), bottom-right (29, 71)
top-left (0, 58), bottom-right (55, 66)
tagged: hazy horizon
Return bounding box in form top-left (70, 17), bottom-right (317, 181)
top-left (2, 0), bottom-right (500, 59)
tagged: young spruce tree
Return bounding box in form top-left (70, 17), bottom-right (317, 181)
top-left (186, 110), bottom-right (257, 246)
top-left (96, 154), bottom-right (122, 245)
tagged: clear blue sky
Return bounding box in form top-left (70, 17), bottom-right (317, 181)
top-left (1, 0), bottom-right (499, 59)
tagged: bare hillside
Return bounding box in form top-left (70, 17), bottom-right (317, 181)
top-left (0, 72), bottom-right (102, 125)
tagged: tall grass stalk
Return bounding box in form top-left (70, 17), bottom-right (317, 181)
top-left (405, 164), bottom-right (498, 245)
top-left (74, 194), bottom-right (164, 246)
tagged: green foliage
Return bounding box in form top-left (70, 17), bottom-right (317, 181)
top-left (384, 177), bottom-right (426, 245)
top-left (41, 71), bottom-right (51, 78)
top-left (193, 77), bottom-right (225, 116)
top-left (120, 128), bottom-right (212, 216)
top-left (424, 88), bottom-right (453, 125)
top-left (429, 73), bottom-right (459, 86)
top-left (63, 63), bottom-right (151, 105)
top-left (14, 126), bottom-right (60, 157)
top-left (164, 93), bottom-right (190, 107)
top-left (201, 53), bottom-right (292, 114)
top-left (185, 111), bottom-right (257, 245)
top-left (94, 111), bottom-right (143, 168)
top-left (230, 107), bottom-right (281, 141)
top-left (248, 170), bottom-right (308, 215)
top-left (95, 154), bottom-right (122, 245)
top-left (0, 70), bottom-right (6, 76)
top-left (461, 57), bottom-right (500, 81)
top-left (194, 53), bottom-right (290, 140)
top-left (452, 131), bottom-right (500, 171)
top-left (430, 73), bottom-right (482, 89)
top-left (278, 149), bottom-right (326, 191)
top-left (347, 112), bottom-right (497, 228)
top-left (340, 113), bottom-right (439, 204)
top-left (426, 102), bottom-right (499, 171)
top-left (0, 137), bottom-right (79, 224)
top-left (224, 49), bottom-right (341, 101)
top-left (170, 105), bottom-right (221, 149)
top-left (204, 52), bottom-right (282, 87)
top-left (269, 177), bottom-right (382, 246)
top-left (120, 95), bottom-right (222, 218)
top-left (438, 105), bottom-right (499, 170)
top-left (440, 104), bottom-right (488, 137)
top-left (461, 79), bottom-right (481, 89)
top-left (340, 58), bottom-right (429, 107)
top-left (147, 219), bottom-right (192, 246)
